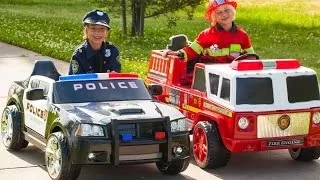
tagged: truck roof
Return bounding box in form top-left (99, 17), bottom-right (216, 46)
top-left (204, 59), bottom-right (316, 79)
top-left (203, 60), bottom-right (320, 112)
top-left (205, 63), bottom-right (316, 78)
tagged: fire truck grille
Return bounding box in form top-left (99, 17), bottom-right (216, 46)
top-left (257, 112), bottom-right (310, 138)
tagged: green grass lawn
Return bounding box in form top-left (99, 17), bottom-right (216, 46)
top-left (0, 0), bottom-right (319, 77)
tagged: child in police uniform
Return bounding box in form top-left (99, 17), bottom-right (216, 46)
top-left (68, 9), bottom-right (121, 75)
top-left (165, 0), bottom-right (254, 63)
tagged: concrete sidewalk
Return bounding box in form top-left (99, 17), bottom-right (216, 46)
top-left (0, 42), bottom-right (69, 111)
top-left (0, 42), bottom-right (69, 76)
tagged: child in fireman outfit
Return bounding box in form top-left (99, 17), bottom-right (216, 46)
top-left (166, 0), bottom-right (255, 64)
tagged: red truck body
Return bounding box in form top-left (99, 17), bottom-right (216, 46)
top-left (146, 50), bottom-right (320, 169)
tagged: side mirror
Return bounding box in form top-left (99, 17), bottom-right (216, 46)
top-left (26, 88), bottom-right (45, 100)
top-left (148, 84), bottom-right (163, 96)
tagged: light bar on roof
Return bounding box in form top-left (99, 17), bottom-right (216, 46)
top-left (230, 59), bottom-right (301, 71)
top-left (276, 59), bottom-right (301, 69)
top-left (59, 73), bottom-right (99, 81)
top-left (59, 73), bottom-right (139, 81)
top-left (109, 73), bottom-right (139, 78)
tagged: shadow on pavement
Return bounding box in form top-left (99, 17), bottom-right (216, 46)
top-left (6, 144), bottom-right (196, 180)
top-left (190, 149), bottom-right (320, 180)
top-left (5, 133), bottom-right (320, 180)
top-left (79, 164), bottom-right (196, 180)
top-left (4, 144), bottom-right (46, 171)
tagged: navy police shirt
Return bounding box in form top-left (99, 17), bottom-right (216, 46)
top-left (68, 40), bottom-right (121, 74)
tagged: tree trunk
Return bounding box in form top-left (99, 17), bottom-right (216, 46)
top-left (121, 0), bottom-right (127, 35)
top-left (135, 3), bottom-right (142, 36)
top-left (131, 0), bottom-right (145, 36)
top-left (139, 2), bottom-right (145, 36)
top-left (131, 0), bottom-right (136, 36)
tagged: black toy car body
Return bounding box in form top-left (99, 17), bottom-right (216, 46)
top-left (1, 60), bottom-right (190, 180)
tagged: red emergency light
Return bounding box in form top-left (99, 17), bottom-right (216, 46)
top-left (230, 59), bottom-right (301, 71)
top-left (155, 131), bottom-right (166, 140)
top-left (108, 73), bottom-right (139, 78)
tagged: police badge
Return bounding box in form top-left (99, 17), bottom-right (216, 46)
top-left (97, 11), bottom-right (104, 16)
top-left (71, 60), bottom-right (79, 74)
top-left (105, 49), bottom-right (111, 57)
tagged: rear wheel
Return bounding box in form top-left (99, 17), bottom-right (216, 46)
top-left (289, 147), bottom-right (320, 161)
top-left (156, 158), bottom-right (190, 175)
top-left (1, 105), bottom-right (29, 150)
top-left (193, 121), bottom-right (231, 169)
top-left (45, 132), bottom-right (81, 180)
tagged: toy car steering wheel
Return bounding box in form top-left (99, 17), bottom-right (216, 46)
top-left (233, 53), bottom-right (260, 61)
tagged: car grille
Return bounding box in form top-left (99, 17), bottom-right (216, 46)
top-left (117, 121), bottom-right (165, 139)
top-left (118, 124), bottom-right (136, 136)
top-left (257, 112), bottom-right (310, 138)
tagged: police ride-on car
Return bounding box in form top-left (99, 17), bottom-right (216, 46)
top-left (145, 35), bottom-right (320, 169)
top-left (1, 60), bottom-right (190, 180)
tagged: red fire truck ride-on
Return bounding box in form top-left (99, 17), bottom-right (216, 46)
top-left (145, 35), bottom-right (320, 169)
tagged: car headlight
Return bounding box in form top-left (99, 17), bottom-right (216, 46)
top-left (171, 118), bottom-right (187, 132)
top-left (313, 112), bottom-right (320, 124)
top-left (75, 124), bottom-right (105, 137)
top-left (238, 117), bottom-right (249, 129)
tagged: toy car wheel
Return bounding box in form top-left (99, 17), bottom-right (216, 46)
top-left (193, 121), bottom-right (231, 169)
top-left (45, 132), bottom-right (81, 180)
top-left (288, 147), bottom-right (320, 161)
top-left (156, 157), bottom-right (190, 175)
top-left (1, 105), bottom-right (29, 150)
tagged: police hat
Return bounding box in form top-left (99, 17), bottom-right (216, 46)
top-left (82, 9), bottom-right (110, 29)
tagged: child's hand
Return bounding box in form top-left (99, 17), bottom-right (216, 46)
top-left (162, 50), bottom-right (179, 57)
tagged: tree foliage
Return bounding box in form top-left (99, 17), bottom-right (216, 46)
top-left (94, 0), bottom-right (205, 36)
top-left (143, 0), bottom-right (205, 19)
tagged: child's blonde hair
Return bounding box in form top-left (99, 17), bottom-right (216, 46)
top-left (82, 26), bottom-right (88, 40)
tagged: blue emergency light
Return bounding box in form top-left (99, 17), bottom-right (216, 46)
top-left (121, 133), bottom-right (133, 142)
top-left (59, 73), bottom-right (99, 81)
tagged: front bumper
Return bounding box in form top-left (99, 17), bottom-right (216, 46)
top-left (68, 117), bottom-right (190, 165)
top-left (224, 133), bottom-right (320, 152)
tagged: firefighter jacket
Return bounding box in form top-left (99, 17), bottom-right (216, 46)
top-left (180, 22), bottom-right (254, 63)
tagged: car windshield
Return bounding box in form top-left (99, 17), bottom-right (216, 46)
top-left (53, 79), bottom-right (152, 104)
top-left (287, 75), bottom-right (320, 103)
top-left (236, 77), bottom-right (274, 105)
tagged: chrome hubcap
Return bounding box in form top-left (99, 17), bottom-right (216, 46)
top-left (1, 110), bottom-right (13, 147)
top-left (45, 136), bottom-right (62, 179)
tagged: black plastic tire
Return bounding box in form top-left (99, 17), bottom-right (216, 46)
top-left (289, 147), bottom-right (320, 161)
top-left (45, 132), bottom-right (82, 180)
top-left (1, 105), bottom-right (29, 150)
top-left (156, 157), bottom-right (190, 175)
top-left (193, 121), bottom-right (231, 169)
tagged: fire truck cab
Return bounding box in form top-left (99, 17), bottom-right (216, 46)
top-left (146, 49), bottom-right (320, 169)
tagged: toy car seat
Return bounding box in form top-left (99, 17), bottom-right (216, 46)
top-left (166, 34), bottom-right (190, 51)
top-left (21, 60), bottom-right (61, 88)
top-left (166, 34), bottom-right (193, 86)
top-left (29, 60), bottom-right (61, 81)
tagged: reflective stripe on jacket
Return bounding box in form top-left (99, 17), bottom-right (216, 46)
top-left (181, 22), bottom-right (254, 63)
